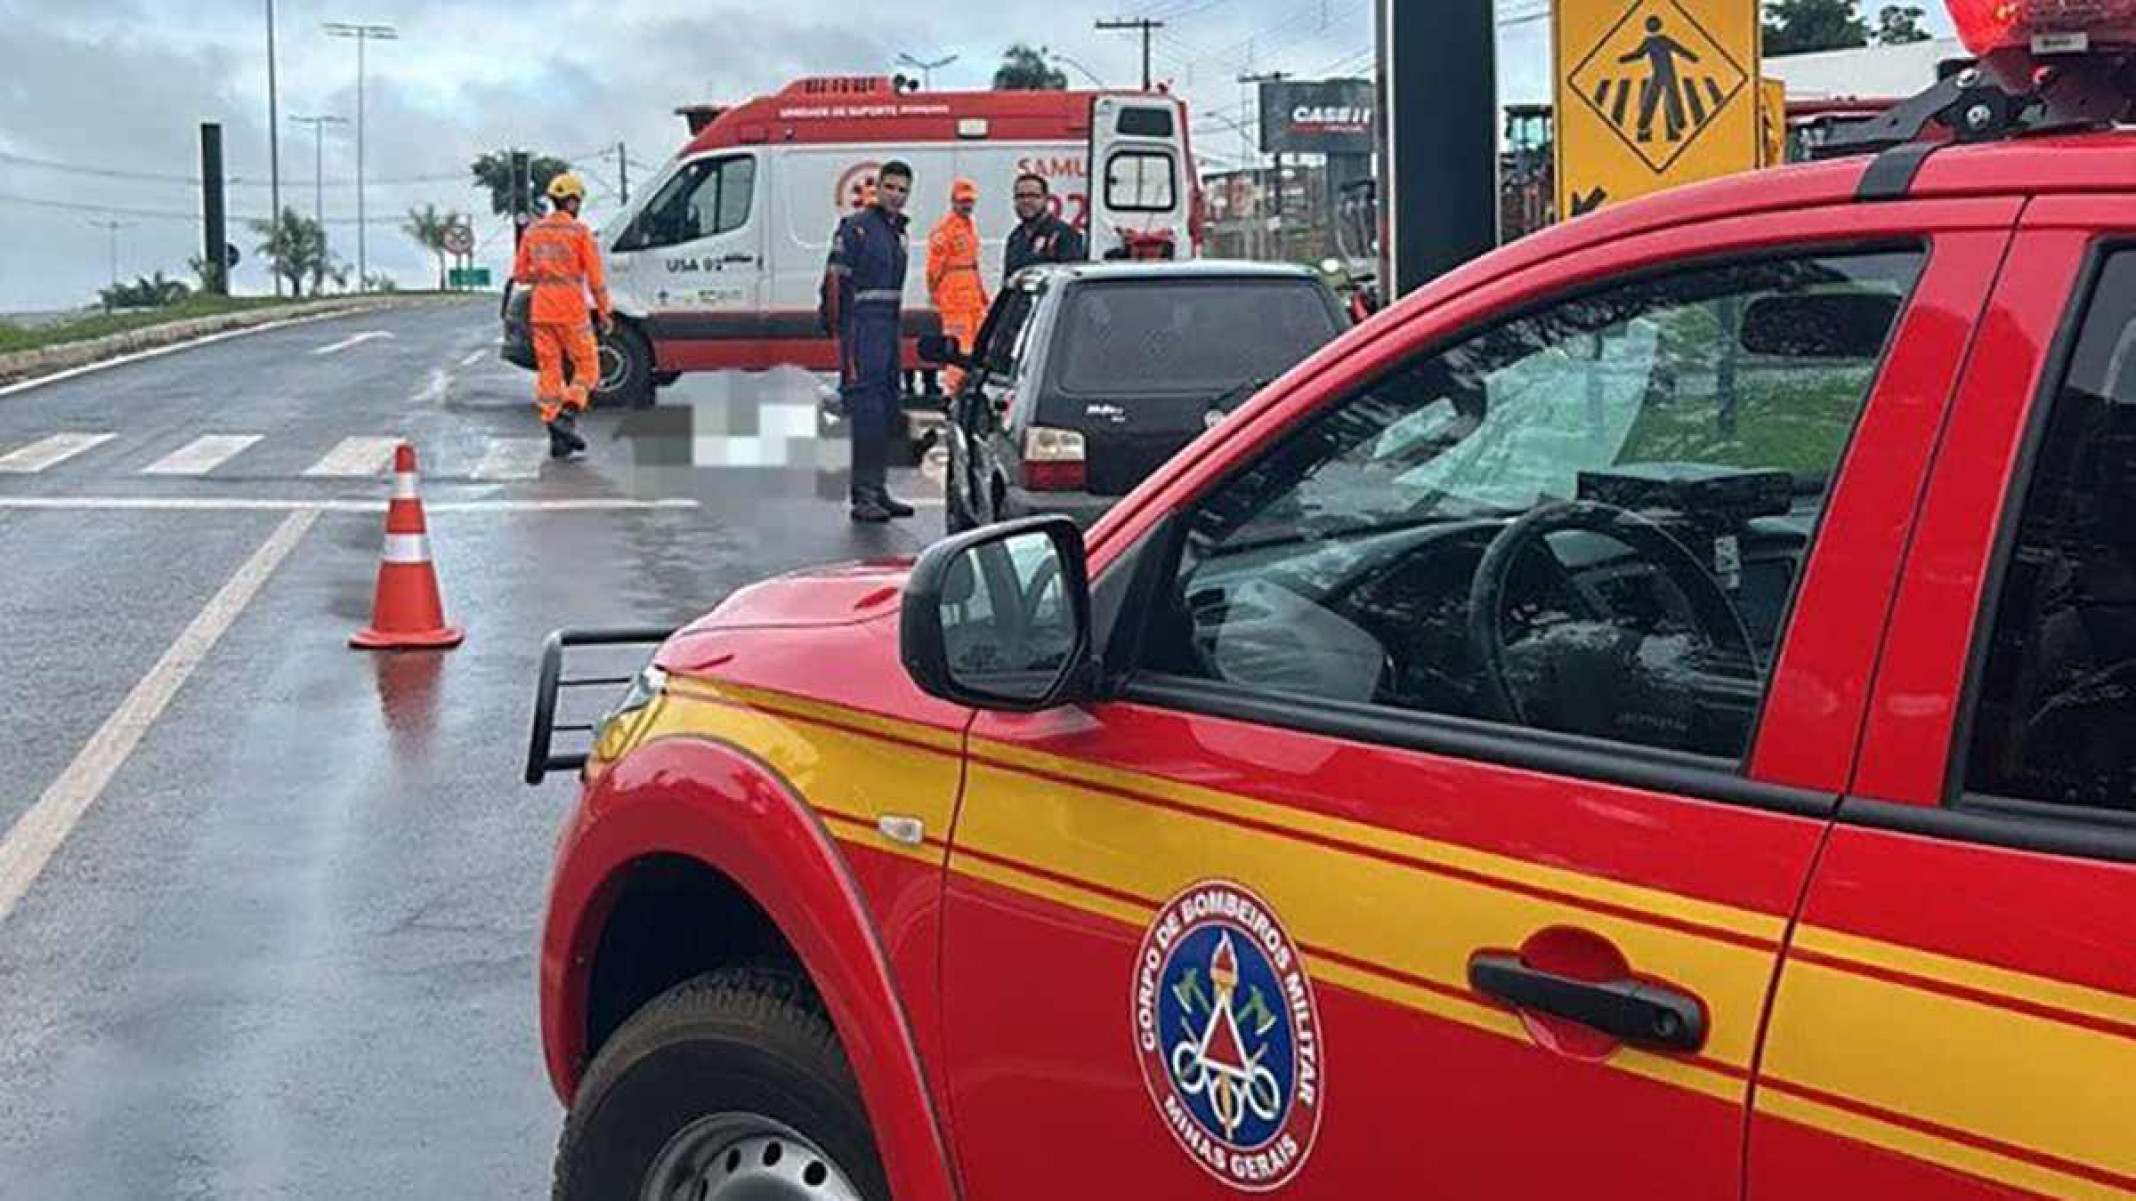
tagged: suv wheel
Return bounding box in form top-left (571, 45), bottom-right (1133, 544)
top-left (553, 967), bottom-right (888, 1201)
top-left (593, 324), bottom-right (656, 409)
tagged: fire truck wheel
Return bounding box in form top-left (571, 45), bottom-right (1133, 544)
top-left (553, 967), bottom-right (888, 1201)
top-left (593, 324), bottom-right (656, 409)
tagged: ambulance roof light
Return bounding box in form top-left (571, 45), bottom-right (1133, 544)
top-left (1947, 0), bottom-right (2136, 56)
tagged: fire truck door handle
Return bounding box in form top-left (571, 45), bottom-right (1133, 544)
top-left (720, 253), bottom-right (757, 265)
top-left (1466, 952), bottom-right (1707, 1053)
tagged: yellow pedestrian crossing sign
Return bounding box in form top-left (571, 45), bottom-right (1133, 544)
top-left (1556, 0), bottom-right (1759, 220)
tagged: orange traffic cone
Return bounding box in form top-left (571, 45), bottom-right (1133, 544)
top-left (350, 443), bottom-right (464, 650)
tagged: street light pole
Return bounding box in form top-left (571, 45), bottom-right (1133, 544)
top-left (290, 115), bottom-right (347, 286)
top-left (324, 21), bottom-right (397, 293)
top-left (1046, 50), bottom-right (1106, 88)
top-left (266, 0), bottom-right (282, 296)
top-left (88, 220), bottom-right (131, 299)
top-left (895, 51), bottom-right (957, 90)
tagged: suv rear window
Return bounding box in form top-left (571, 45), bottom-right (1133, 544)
top-left (1049, 279), bottom-right (1341, 397)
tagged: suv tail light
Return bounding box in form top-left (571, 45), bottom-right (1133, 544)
top-left (1948, 0), bottom-right (2136, 55)
top-left (1022, 426), bottom-right (1087, 491)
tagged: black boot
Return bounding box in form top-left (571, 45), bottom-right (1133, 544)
top-left (551, 410), bottom-right (588, 457)
top-left (875, 489), bottom-right (916, 519)
top-left (849, 495), bottom-right (892, 523)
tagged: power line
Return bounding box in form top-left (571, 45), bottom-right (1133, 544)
top-left (1, 191), bottom-right (403, 225)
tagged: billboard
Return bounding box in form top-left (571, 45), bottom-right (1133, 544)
top-left (1259, 79), bottom-right (1375, 156)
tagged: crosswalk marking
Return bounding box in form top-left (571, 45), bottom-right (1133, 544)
top-left (469, 437), bottom-right (548, 481)
top-left (140, 434), bottom-right (264, 476)
top-left (0, 432), bottom-right (117, 474)
top-left (302, 436), bottom-right (402, 477)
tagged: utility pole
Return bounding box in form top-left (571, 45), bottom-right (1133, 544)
top-left (87, 220), bottom-right (132, 301)
top-left (1239, 70), bottom-right (1287, 262)
top-left (324, 20), bottom-right (397, 292)
top-left (1096, 17), bottom-right (1165, 91)
top-left (266, 0), bottom-right (282, 296)
top-left (510, 148), bottom-right (532, 250)
top-left (618, 141), bottom-right (628, 206)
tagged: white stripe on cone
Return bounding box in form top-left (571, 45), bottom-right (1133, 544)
top-left (381, 533), bottom-right (432, 564)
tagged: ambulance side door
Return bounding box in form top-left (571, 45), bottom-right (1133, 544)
top-left (613, 153), bottom-right (764, 327)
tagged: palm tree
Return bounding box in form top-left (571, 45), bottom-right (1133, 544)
top-left (402, 204), bottom-right (463, 291)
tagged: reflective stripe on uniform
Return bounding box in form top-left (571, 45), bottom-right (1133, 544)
top-left (855, 289), bottom-right (902, 303)
top-left (381, 533), bottom-right (432, 565)
top-left (825, 263), bottom-right (852, 276)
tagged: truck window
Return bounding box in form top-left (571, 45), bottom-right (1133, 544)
top-left (1137, 250), bottom-right (1923, 762)
top-left (1965, 251), bottom-right (2136, 814)
top-left (1105, 150), bottom-right (1176, 213)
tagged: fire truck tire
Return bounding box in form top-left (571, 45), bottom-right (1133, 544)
top-left (553, 967), bottom-right (889, 1201)
top-left (593, 324), bottom-right (656, 410)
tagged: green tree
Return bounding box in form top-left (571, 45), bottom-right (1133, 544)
top-left (1764, 0), bottom-right (1870, 54)
top-left (401, 203), bottom-right (465, 291)
top-left (470, 150), bottom-right (572, 217)
top-left (994, 43), bottom-right (1068, 90)
top-left (96, 272), bottom-right (190, 310)
top-left (1874, 4), bottom-right (1932, 44)
top-left (248, 207), bottom-right (329, 298)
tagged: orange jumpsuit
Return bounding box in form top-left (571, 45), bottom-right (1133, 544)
top-left (926, 210), bottom-right (988, 392)
top-left (512, 211), bottom-right (613, 422)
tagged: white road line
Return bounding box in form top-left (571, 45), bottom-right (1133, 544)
top-left (140, 434), bottom-right (264, 476)
top-left (0, 432), bottom-right (117, 473)
top-left (302, 436), bottom-right (401, 477)
top-left (0, 308), bottom-right (397, 400)
top-left (412, 367), bottom-right (450, 406)
top-left (470, 437), bottom-right (549, 481)
top-left (311, 330), bottom-right (394, 356)
top-left (0, 496), bottom-right (700, 512)
top-left (459, 350), bottom-right (487, 368)
top-left (0, 507), bottom-right (319, 927)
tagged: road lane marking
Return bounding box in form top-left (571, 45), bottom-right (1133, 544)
top-left (0, 496), bottom-right (700, 512)
top-left (0, 307), bottom-right (408, 400)
top-left (0, 507), bottom-right (320, 927)
top-left (470, 438), bottom-right (548, 481)
top-left (459, 350), bottom-right (487, 368)
top-left (311, 330), bottom-right (395, 356)
top-left (302, 436), bottom-right (401, 477)
top-left (0, 432), bottom-right (117, 473)
top-left (140, 434), bottom-right (264, 476)
top-left (413, 367), bottom-right (450, 406)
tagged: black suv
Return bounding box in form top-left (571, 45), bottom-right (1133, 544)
top-left (924, 261), bottom-right (1347, 533)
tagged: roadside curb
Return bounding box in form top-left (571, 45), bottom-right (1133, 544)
top-left (0, 296), bottom-right (466, 396)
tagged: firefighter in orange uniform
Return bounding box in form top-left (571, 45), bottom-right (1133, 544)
top-left (512, 172), bottom-right (613, 459)
top-left (926, 177), bottom-right (988, 393)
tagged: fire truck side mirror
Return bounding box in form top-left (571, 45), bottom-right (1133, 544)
top-left (901, 516), bottom-right (1095, 713)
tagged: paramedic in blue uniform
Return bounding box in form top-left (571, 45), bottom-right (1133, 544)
top-left (820, 160), bottom-right (916, 524)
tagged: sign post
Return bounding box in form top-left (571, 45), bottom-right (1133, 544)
top-left (1553, 0), bottom-right (1760, 221)
top-left (1376, 0), bottom-right (1497, 298)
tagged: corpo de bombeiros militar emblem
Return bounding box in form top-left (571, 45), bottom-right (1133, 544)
top-left (1132, 879), bottom-right (1325, 1190)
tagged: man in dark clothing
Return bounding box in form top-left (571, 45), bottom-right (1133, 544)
top-left (1003, 172), bottom-right (1086, 284)
top-left (821, 160), bottom-right (916, 523)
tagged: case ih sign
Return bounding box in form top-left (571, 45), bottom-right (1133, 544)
top-left (1258, 78), bottom-right (1375, 155)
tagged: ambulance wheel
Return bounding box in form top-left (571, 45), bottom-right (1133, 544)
top-left (552, 967), bottom-right (888, 1201)
top-left (594, 324), bottom-right (656, 409)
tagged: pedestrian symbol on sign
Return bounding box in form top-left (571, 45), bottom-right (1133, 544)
top-left (1571, 0), bottom-right (1747, 174)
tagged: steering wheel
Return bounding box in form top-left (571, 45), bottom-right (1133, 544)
top-left (1466, 500), bottom-right (1757, 725)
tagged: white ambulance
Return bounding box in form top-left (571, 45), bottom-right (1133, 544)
top-left (565, 75), bottom-right (1199, 408)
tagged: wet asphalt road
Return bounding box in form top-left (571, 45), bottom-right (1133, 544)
top-left (0, 298), bottom-right (944, 1198)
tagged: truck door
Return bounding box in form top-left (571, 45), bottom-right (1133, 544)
top-left (1086, 95), bottom-right (1189, 261)
top-left (935, 199), bottom-right (2011, 1198)
top-left (1752, 201), bottom-right (2136, 1201)
top-left (610, 153), bottom-right (764, 365)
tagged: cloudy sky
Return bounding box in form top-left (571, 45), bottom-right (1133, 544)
top-left (0, 1), bottom-right (1950, 312)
